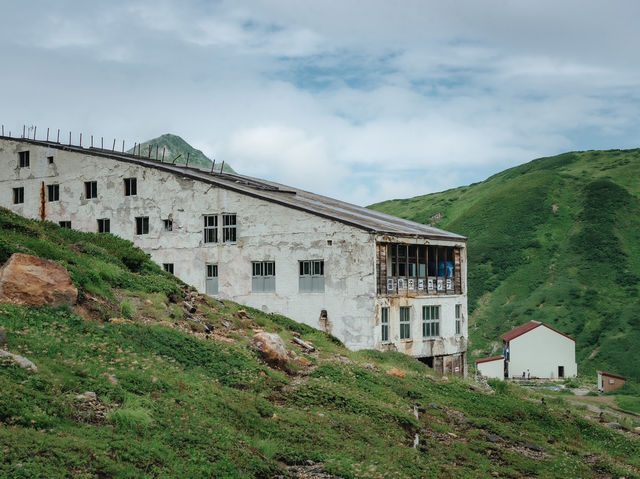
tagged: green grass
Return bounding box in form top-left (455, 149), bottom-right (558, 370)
top-left (1, 207), bottom-right (639, 478)
top-left (370, 148), bottom-right (640, 381)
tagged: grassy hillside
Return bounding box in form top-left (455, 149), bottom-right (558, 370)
top-left (370, 149), bottom-right (640, 382)
top-left (1, 207), bottom-right (639, 478)
top-left (127, 134), bottom-right (235, 173)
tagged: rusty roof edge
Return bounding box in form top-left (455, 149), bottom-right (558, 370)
top-left (1, 136), bottom-right (464, 239)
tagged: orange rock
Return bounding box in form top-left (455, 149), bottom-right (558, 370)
top-left (250, 332), bottom-right (289, 369)
top-left (386, 367), bottom-right (406, 378)
top-left (296, 356), bottom-right (313, 367)
top-left (0, 253), bottom-right (77, 307)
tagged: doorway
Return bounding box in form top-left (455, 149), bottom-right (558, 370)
top-left (558, 366), bottom-right (564, 378)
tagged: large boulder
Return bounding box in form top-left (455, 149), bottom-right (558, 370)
top-left (250, 332), bottom-right (289, 369)
top-left (0, 253), bottom-right (77, 307)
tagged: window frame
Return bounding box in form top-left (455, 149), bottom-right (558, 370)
top-left (124, 177), bottom-right (137, 197)
top-left (203, 215), bottom-right (218, 244)
top-left (47, 184), bottom-right (60, 202)
top-left (206, 263), bottom-right (219, 295)
top-left (381, 306), bottom-right (390, 343)
top-left (18, 151), bottom-right (29, 168)
top-left (12, 187), bottom-right (24, 204)
top-left (299, 259), bottom-right (325, 293)
top-left (162, 263), bottom-right (174, 274)
top-left (422, 305), bottom-right (440, 338)
top-left (59, 221), bottom-right (71, 229)
top-left (399, 306), bottom-right (411, 340)
top-left (84, 181), bottom-right (98, 199)
top-left (97, 218), bottom-right (110, 234)
top-left (252, 261), bottom-right (276, 293)
top-left (455, 304), bottom-right (462, 335)
top-left (135, 216), bottom-right (149, 235)
top-left (222, 213), bottom-right (237, 243)
top-left (163, 219), bottom-right (173, 232)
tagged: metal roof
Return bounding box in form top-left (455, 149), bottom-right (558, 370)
top-left (501, 320), bottom-right (576, 343)
top-left (475, 356), bottom-right (504, 364)
top-left (3, 137), bottom-right (467, 241)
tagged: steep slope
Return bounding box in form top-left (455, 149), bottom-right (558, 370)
top-left (370, 149), bottom-right (640, 381)
top-left (127, 134), bottom-right (235, 173)
top-left (1, 207), bottom-right (638, 478)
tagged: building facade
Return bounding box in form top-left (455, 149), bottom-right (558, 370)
top-left (597, 371), bottom-right (626, 392)
top-left (0, 136), bottom-right (468, 374)
top-left (475, 356), bottom-right (504, 380)
top-left (502, 320), bottom-right (577, 379)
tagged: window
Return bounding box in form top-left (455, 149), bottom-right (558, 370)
top-left (299, 260), bottom-right (325, 293)
top-left (422, 305), bottom-right (440, 338)
top-left (124, 178), bottom-right (137, 196)
top-left (97, 218), bottom-right (110, 233)
top-left (47, 156), bottom-right (54, 164)
top-left (12, 187), bottom-right (24, 204)
top-left (163, 263), bottom-right (174, 274)
top-left (203, 215), bottom-right (218, 243)
top-left (455, 304), bottom-right (462, 335)
top-left (163, 219), bottom-right (173, 232)
top-left (18, 151), bottom-right (29, 167)
top-left (47, 184), bottom-right (59, 202)
top-left (381, 307), bottom-right (390, 343)
top-left (222, 214), bottom-right (237, 243)
top-left (84, 181), bottom-right (97, 199)
top-left (206, 264), bottom-right (218, 295)
top-left (59, 221), bottom-right (71, 229)
top-left (252, 261), bottom-right (275, 292)
top-left (135, 216), bottom-right (149, 235)
top-left (399, 307), bottom-right (411, 340)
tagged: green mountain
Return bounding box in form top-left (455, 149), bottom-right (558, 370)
top-left (127, 134), bottom-right (235, 173)
top-left (370, 149), bottom-right (640, 381)
top-left (1, 207), bottom-right (638, 477)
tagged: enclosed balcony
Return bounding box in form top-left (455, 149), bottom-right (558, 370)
top-left (376, 243), bottom-right (462, 296)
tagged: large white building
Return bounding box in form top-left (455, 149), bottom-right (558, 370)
top-left (502, 320), bottom-right (577, 379)
top-left (0, 135), bottom-right (469, 375)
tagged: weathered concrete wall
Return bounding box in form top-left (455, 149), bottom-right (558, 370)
top-left (508, 326), bottom-right (577, 379)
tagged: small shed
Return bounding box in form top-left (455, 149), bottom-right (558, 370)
top-left (597, 371), bottom-right (627, 392)
top-left (501, 320), bottom-right (577, 379)
top-left (475, 356), bottom-right (504, 380)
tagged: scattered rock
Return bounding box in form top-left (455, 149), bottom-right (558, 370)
top-left (605, 422), bottom-right (622, 429)
top-left (486, 433), bottom-right (501, 443)
top-left (428, 403), bottom-right (441, 410)
top-left (109, 317), bottom-right (132, 324)
top-left (156, 320), bottom-right (175, 328)
top-left (296, 356), bottom-right (313, 367)
top-left (278, 461), bottom-right (344, 479)
top-left (236, 309), bottom-right (254, 320)
top-left (523, 442), bottom-right (543, 452)
top-left (73, 391), bottom-right (112, 425)
top-left (103, 373), bottom-right (119, 385)
top-left (386, 367), bottom-right (406, 378)
top-left (0, 253), bottom-right (78, 307)
top-left (250, 332), bottom-right (289, 369)
top-left (441, 375), bottom-right (449, 383)
top-left (0, 350), bottom-right (37, 371)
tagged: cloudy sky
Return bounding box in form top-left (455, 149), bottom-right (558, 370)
top-left (2, 1), bottom-right (640, 205)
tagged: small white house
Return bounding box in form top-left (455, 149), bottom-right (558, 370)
top-left (475, 356), bottom-right (504, 380)
top-left (501, 320), bottom-right (577, 379)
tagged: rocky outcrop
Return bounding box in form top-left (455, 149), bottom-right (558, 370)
top-left (250, 332), bottom-right (289, 369)
top-left (0, 350), bottom-right (37, 371)
top-left (0, 253), bottom-right (77, 307)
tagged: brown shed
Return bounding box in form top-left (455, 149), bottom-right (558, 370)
top-left (597, 371), bottom-right (627, 392)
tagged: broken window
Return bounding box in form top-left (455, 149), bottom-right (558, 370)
top-left (124, 177), bottom-right (137, 196)
top-left (203, 215), bottom-right (218, 243)
top-left (381, 307), bottom-right (390, 343)
top-left (97, 218), bottom-right (110, 234)
top-left (252, 261), bottom-right (275, 293)
top-left (163, 263), bottom-right (174, 274)
top-left (18, 151), bottom-right (29, 168)
top-left (455, 304), bottom-right (462, 335)
top-left (386, 243), bottom-right (459, 294)
top-left (47, 156), bottom-right (54, 164)
top-left (222, 214), bottom-right (237, 243)
top-left (59, 221), bottom-right (71, 229)
top-left (422, 305), bottom-right (440, 338)
top-left (399, 307), bottom-right (411, 340)
top-left (163, 219), bottom-right (173, 232)
top-left (135, 216), bottom-right (149, 235)
top-left (47, 184), bottom-right (59, 202)
top-left (299, 260), bottom-right (324, 293)
top-left (84, 181), bottom-right (97, 199)
top-left (12, 187), bottom-right (24, 204)
top-left (206, 264), bottom-right (218, 295)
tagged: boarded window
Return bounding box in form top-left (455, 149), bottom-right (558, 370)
top-left (381, 307), bottom-right (390, 343)
top-left (252, 261), bottom-right (275, 293)
top-left (422, 305), bottom-right (440, 338)
top-left (47, 184), bottom-right (59, 202)
top-left (399, 306), bottom-right (411, 340)
top-left (12, 187), bottom-right (24, 204)
top-left (18, 151), bottom-right (29, 167)
top-left (203, 215), bottom-right (218, 243)
top-left (135, 216), bottom-right (149, 235)
top-left (222, 214), bottom-right (237, 243)
top-left (124, 177), bottom-right (137, 196)
top-left (299, 260), bottom-right (324, 292)
top-left (97, 218), bottom-right (110, 234)
top-left (84, 181), bottom-right (97, 199)
top-left (206, 264), bottom-right (218, 295)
